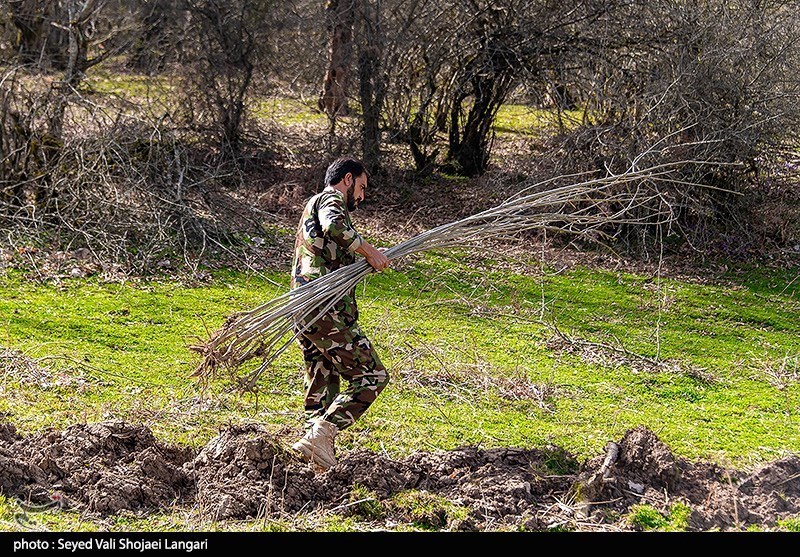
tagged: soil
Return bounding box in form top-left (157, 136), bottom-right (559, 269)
top-left (1, 419), bottom-right (798, 531)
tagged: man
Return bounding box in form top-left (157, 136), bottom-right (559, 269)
top-left (290, 156), bottom-right (390, 472)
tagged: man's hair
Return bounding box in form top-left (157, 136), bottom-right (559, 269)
top-left (324, 156), bottom-right (367, 187)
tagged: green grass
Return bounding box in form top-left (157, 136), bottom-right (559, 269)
top-left (252, 97), bottom-right (328, 126)
top-left (777, 515), bottom-right (800, 532)
top-left (1, 249), bottom-right (798, 530)
top-left (0, 494), bottom-right (301, 532)
top-left (626, 502), bottom-right (692, 531)
top-left (81, 68), bottom-right (327, 129)
top-left (0, 269), bottom-right (301, 447)
top-left (81, 67), bottom-right (574, 134)
top-left (494, 104), bottom-right (584, 135)
top-left (386, 490), bottom-right (471, 531)
top-left (1, 252), bottom-right (798, 463)
top-left (83, 67), bottom-right (175, 101)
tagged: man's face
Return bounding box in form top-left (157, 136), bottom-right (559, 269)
top-left (344, 172), bottom-right (368, 211)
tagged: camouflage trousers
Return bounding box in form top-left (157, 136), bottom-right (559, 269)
top-left (295, 314), bottom-right (389, 431)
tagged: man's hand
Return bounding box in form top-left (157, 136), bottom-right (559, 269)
top-left (356, 242), bottom-right (390, 272)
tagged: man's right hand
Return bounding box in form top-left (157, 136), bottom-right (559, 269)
top-left (357, 242), bottom-right (390, 272)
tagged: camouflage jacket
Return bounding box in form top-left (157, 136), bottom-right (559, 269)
top-left (291, 187), bottom-right (364, 319)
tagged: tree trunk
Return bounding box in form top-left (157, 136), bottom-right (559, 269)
top-left (7, 0), bottom-right (69, 70)
top-left (318, 0), bottom-right (356, 119)
top-left (357, 0), bottom-right (384, 172)
top-left (447, 57), bottom-right (515, 176)
top-left (49, 0), bottom-right (91, 140)
top-left (129, 0), bottom-right (175, 73)
top-left (453, 75), bottom-right (505, 176)
top-left (219, 59), bottom-right (254, 158)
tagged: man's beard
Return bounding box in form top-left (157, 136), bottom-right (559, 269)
top-left (345, 183), bottom-right (359, 211)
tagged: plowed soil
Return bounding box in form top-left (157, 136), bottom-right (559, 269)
top-left (2, 419), bottom-right (798, 531)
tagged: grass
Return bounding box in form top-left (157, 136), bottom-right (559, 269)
top-left (77, 67), bottom-right (587, 143)
top-left (247, 96), bottom-right (584, 134)
top-left (777, 515), bottom-right (800, 532)
top-left (0, 245), bottom-right (799, 531)
top-left (83, 67), bottom-right (176, 100)
top-left (493, 104), bottom-right (584, 136)
top-left (252, 97), bottom-right (328, 126)
top-left (385, 490), bottom-right (471, 531)
top-left (0, 493), bottom-right (300, 532)
top-left (1, 250), bottom-right (798, 464)
top-left (626, 502), bottom-right (692, 531)
top-left (80, 66), bottom-right (328, 129)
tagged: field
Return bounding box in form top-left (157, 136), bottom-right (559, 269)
top-left (1, 237), bottom-right (798, 531)
top-left (1, 54), bottom-right (799, 532)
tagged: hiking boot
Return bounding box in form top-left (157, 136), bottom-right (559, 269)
top-left (291, 418), bottom-right (338, 471)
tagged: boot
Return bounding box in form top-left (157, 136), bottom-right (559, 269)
top-left (291, 418), bottom-right (338, 471)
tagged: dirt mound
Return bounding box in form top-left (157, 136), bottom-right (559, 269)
top-left (188, 427), bottom-right (575, 529)
top-left (1, 421), bottom-right (194, 514)
top-left (189, 423), bottom-right (326, 520)
top-left (574, 425), bottom-right (800, 530)
top-left (1, 419), bottom-right (798, 531)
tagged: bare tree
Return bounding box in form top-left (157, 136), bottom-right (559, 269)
top-left (379, 0), bottom-right (457, 174)
top-left (318, 0), bottom-right (356, 119)
top-left (484, 0), bottom-right (800, 254)
top-left (180, 0), bottom-right (271, 160)
top-left (1, 0), bottom-right (143, 218)
top-left (49, 0), bottom-right (119, 138)
top-left (443, 2), bottom-right (521, 176)
top-left (379, 0), bottom-right (628, 176)
top-left (0, 66), bottom-right (51, 212)
top-left (3, 0), bottom-right (798, 266)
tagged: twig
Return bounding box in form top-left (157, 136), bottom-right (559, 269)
top-left (324, 497), bottom-right (377, 516)
top-left (547, 322), bottom-right (664, 369)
